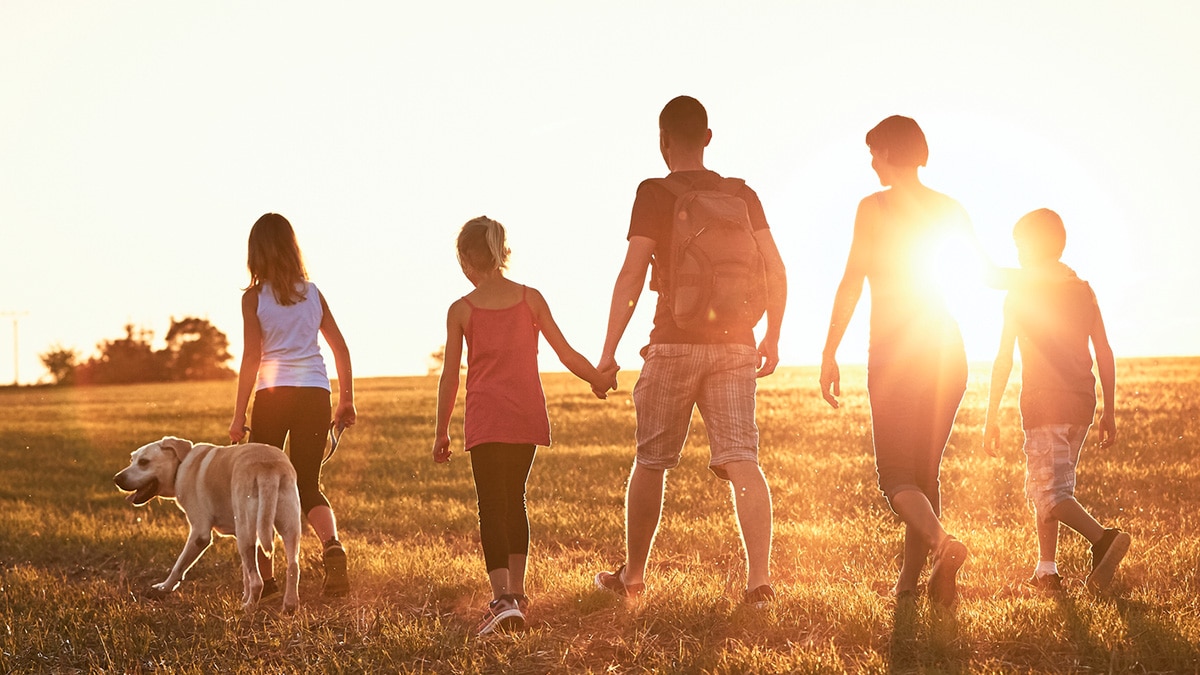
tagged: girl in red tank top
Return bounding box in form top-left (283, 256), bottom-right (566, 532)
top-left (432, 216), bottom-right (612, 635)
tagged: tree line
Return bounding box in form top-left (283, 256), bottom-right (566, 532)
top-left (40, 317), bottom-right (235, 386)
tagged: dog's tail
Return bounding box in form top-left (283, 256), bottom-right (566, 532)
top-left (256, 473), bottom-right (282, 555)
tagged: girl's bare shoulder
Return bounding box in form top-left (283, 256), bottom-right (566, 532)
top-left (240, 286), bottom-right (261, 310)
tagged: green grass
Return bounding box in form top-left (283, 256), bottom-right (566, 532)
top-left (1, 359), bottom-right (1198, 673)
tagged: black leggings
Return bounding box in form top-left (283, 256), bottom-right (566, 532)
top-left (469, 443), bottom-right (536, 572)
top-left (250, 386), bottom-right (332, 514)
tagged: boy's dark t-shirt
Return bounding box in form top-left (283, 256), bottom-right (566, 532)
top-left (1006, 262), bottom-right (1099, 428)
top-left (626, 170), bottom-right (770, 347)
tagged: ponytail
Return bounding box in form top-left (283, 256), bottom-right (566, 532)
top-left (457, 216), bottom-right (510, 274)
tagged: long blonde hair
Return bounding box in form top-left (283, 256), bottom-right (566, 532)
top-left (456, 216), bottom-right (510, 275)
top-left (246, 213), bottom-right (309, 305)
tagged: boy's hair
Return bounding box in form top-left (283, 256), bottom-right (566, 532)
top-left (247, 213), bottom-right (309, 305)
top-left (659, 96), bottom-right (709, 147)
top-left (457, 216), bottom-right (510, 274)
top-left (866, 115), bottom-right (929, 167)
top-left (1013, 208), bottom-right (1067, 261)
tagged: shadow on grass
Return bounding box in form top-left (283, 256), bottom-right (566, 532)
top-left (888, 597), bottom-right (970, 674)
top-left (1113, 596), bottom-right (1200, 672)
top-left (1055, 592), bottom-right (1200, 672)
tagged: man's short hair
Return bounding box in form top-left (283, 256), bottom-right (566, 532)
top-left (866, 115), bottom-right (929, 167)
top-left (1013, 208), bottom-right (1067, 261)
top-left (659, 96), bottom-right (709, 146)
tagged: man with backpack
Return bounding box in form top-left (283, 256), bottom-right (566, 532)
top-left (593, 95), bottom-right (788, 606)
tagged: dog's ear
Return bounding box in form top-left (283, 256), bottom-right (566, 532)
top-left (158, 436), bottom-right (194, 462)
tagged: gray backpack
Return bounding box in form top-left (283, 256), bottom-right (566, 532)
top-left (653, 176), bottom-right (767, 331)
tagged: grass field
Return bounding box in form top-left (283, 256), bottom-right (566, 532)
top-left (1, 358), bottom-right (1198, 674)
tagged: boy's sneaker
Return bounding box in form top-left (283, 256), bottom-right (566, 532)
top-left (1027, 572), bottom-right (1065, 595)
top-left (594, 564), bottom-right (645, 599)
top-left (322, 540), bottom-right (350, 597)
top-left (928, 536), bottom-right (968, 607)
top-left (476, 595), bottom-right (525, 636)
top-left (259, 577), bottom-right (282, 602)
top-left (743, 584), bottom-right (775, 608)
top-left (1086, 528), bottom-right (1131, 592)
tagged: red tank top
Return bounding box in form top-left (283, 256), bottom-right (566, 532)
top-left (462, 286), bottom-right (551, 450)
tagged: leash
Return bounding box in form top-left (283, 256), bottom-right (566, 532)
top-left (322, 420), bottom-right (345, 466)
top-left (238, 423), bottom-right (344, 466)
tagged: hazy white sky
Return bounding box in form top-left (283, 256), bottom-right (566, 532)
top-left (2, 1), bottom-right (1197, 383)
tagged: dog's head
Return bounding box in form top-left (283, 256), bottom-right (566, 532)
top-left (113, 437), bottom-right (194, 505)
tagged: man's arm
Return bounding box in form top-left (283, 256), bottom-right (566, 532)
top-left (753, 229), bottom-right (787, 378)
top-left (598, 235), bottom-right (656, 381)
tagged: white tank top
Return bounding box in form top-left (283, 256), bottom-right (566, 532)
top-left (255, 280), bottom-right (330, 391)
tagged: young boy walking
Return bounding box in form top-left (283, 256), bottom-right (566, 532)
top-left (984, 208), bottom-right (1129, 593)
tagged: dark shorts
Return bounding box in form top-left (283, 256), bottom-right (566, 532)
top-left (867, 354), bottom-right (967, 515)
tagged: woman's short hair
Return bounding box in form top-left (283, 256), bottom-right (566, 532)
top-left (866, 115), bottom-right (929, 167)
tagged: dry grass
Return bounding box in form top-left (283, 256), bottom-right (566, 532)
top-left (0, 358), bottom-right (1198, 673)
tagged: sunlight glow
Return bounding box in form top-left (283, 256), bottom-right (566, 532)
top-left (916, 218), bottom-right (1003, 357)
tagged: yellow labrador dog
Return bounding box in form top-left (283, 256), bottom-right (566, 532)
top-left (114, 436), bottom-right (302, 612)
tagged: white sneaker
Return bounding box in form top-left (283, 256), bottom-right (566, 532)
top-left (475, 596), bottom-right (525, 636)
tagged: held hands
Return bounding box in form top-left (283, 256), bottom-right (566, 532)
top-left (819, 357), bottom-right (841, 409)
top-left (432, 432), bottom-right (453, 464)
top-left (592, 356), bottom-right (620, 400)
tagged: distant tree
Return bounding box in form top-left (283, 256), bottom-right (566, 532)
top-left (39, 344), bottom-right (79, 385)
top-left (164, 317), bottom-right (235, 381)
top-left (428, 344), bottom-right (467, 376)
top-left (74, 324), bottom-right (167, 385)
top-left (53, 319), bottom-right (237, 386)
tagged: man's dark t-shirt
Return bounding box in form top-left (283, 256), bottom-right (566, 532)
top-left (626, 169), bottom-right (770, 347)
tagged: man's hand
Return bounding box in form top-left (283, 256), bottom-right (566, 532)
top-left (756, 336), bottom-right (780, 378)
top-left (819, 357), bottom-right (841, 409)
top-left (591, 363), bottom-right (618, 399)
top-left (594, 356), bottom-right (620, 399)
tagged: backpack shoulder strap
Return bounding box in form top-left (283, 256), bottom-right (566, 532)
top-left (650, 175), bottom-right (691, 199)
top-left (717, 177), bottom-right (746, 196)
top-left (653, 174), bottom-right (746, 198)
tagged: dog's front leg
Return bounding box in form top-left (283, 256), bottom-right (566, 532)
top-left (151, 528), bottom-right (212, 595)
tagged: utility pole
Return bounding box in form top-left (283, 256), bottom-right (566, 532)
top-left (0, 311), bottom-right (29, 385)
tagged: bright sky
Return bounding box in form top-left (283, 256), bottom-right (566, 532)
top-left (2, 2), bottom-right (1197, 384)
